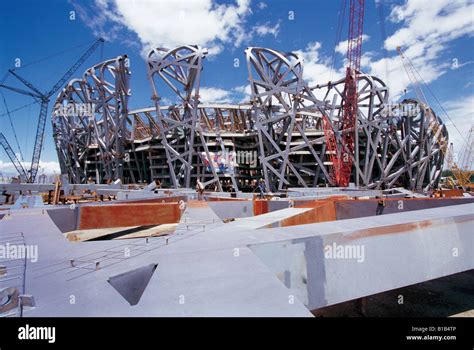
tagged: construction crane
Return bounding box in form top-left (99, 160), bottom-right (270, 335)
top-left (0, 133), bottom-right (28, 181)
top-left (0, 38), bottom-right (104, 182)
top-left (324, 0), bottom-right (365, 187)
top-left (396, 46), bottom-right (448, 153)
top-left (397, 47), bottom-right (473, 191)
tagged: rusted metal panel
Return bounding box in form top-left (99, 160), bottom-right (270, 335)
top-left (205, 196), bottom-right (248, 202)
top-left (78, 203), bottom-right (181, 230)
top-left (293, 196), bottom-right (348, 208)
top-left (280, 201), bottom-right (336, 227)
top-left (253, 200), bottom-right (269, 216)
top-left (438, 189), bottom-right (465, 197)
top-left (118, 195), bottom-right (187, 204)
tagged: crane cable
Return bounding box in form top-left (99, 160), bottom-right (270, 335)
top-left (0, 41), bottom-right (98, 117)
top-left (376, 0), bottom-right (391, 95)
top-left (410, 65), bottom-right (469, 147)
top-left (1, 89), bottom-right (24, 162)
top-left (0, 41), bottom-right (103, 118)
top-left (0, 100), bottom-right (40, 118)
top-left (100, 39), bottom-right (104, 62)
top-left (329, 0), bottom-right (347, 82)
top-left (10, 39), bottom-right (97, 71)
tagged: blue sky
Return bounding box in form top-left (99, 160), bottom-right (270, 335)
top-left (0, 0), bottom-right (473, 175)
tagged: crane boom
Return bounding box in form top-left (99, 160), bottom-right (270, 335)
top-left (8, 69), bottom-right (44, 97)
top-left (0, 132), bottom-right (28, 181)
top-left (0, 83), bottom-right (41, 99)
top-left (28, 38), bottom-right (104, 182)
top-left (48, 38), bottom-right (105, 96)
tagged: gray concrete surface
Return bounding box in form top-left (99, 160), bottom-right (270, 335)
top-left (0, 201), bottom-right (472, 317)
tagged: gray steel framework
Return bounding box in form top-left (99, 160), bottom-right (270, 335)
top-left (312, 75), bottom-right (448, 191)
top-left (53, 56), bottom-right (130, 184)
top-left (245, 47), bottom-right (331, 191)
top-left (146, 46), bottom-right (225, 191)
top-left (52, 46), bottom-right (448, 191)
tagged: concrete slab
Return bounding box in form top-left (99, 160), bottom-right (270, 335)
top-left (0, 199), bottom-right (472, 317)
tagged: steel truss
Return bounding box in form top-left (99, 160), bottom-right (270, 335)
top-left (52, 46), bottom-right (447, 192)
top-left (52, 56), bottom-right (130, 183)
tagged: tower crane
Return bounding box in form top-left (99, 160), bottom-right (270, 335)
top-left (0, 38), bottom-right (104, 182)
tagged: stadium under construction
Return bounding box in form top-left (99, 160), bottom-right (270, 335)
top-left (52, 45), bottom-right (448, 193)
top-left (0, 0), bottom-right (473, 319)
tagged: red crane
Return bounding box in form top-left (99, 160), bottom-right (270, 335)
top-left (324, 0), bottom-right (365, 186)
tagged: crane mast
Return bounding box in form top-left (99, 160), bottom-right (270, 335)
top-left (324, 0), bottom-right (365, 187)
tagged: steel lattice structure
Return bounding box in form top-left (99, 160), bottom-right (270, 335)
top-left (52, 55), bottom-right (130, 183)
top-left (52, 46), bottom-right (448, 192)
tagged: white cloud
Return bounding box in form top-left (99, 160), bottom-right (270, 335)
top-left (361, 0), bottom-right (473, 101)
top-left (295, 1), bottom-right (472, 102)
top-left (199, 85), bottom-right (253, 103)
top-left (199, 87), bottom-right (233, 103)
top-left (0, 160), bottom-right (60, 177)
top-left (335, 34), bottom-right (370, 55)
top-left (257, 2), bottom-right (267, 10)
top-left (385, 0), bottom-right (474, 51)
top-left (74, 0), bottom-right (252, 56)
top-left (232, 84), bottom-right (252, 102)
top-left (70, 1), bottom-right (123, 42)
top-left (441, 94), bottom-right (474, 163)
top-left (160, 97), bottom-right (173, 106)
top-left (255, 21), bottom-right (280, 38)
top-left (451, 60), bottom-right (474, 70)
top-left (294, 42), bottom-right (335, 88)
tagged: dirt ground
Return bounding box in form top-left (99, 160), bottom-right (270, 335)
top-left (312, 270), bottom-right (474, 317)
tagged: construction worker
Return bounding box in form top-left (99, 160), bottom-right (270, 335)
top-left (375, 183), bottom-right (388, 215)
top-left (258, 178), bottom-right (266, 199)
top-left (196, 180), bottom-right (205, 200)
top-left (376, 196), bottom-right (386, 215)
top-left (1, 190), bottom-right (11, 204)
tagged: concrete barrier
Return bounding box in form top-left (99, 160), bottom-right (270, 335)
top-left (336, 197), bottom-right (474, 220)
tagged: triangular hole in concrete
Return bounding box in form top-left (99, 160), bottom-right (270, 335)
top-left (108, 263), bottom-right (158, 306)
